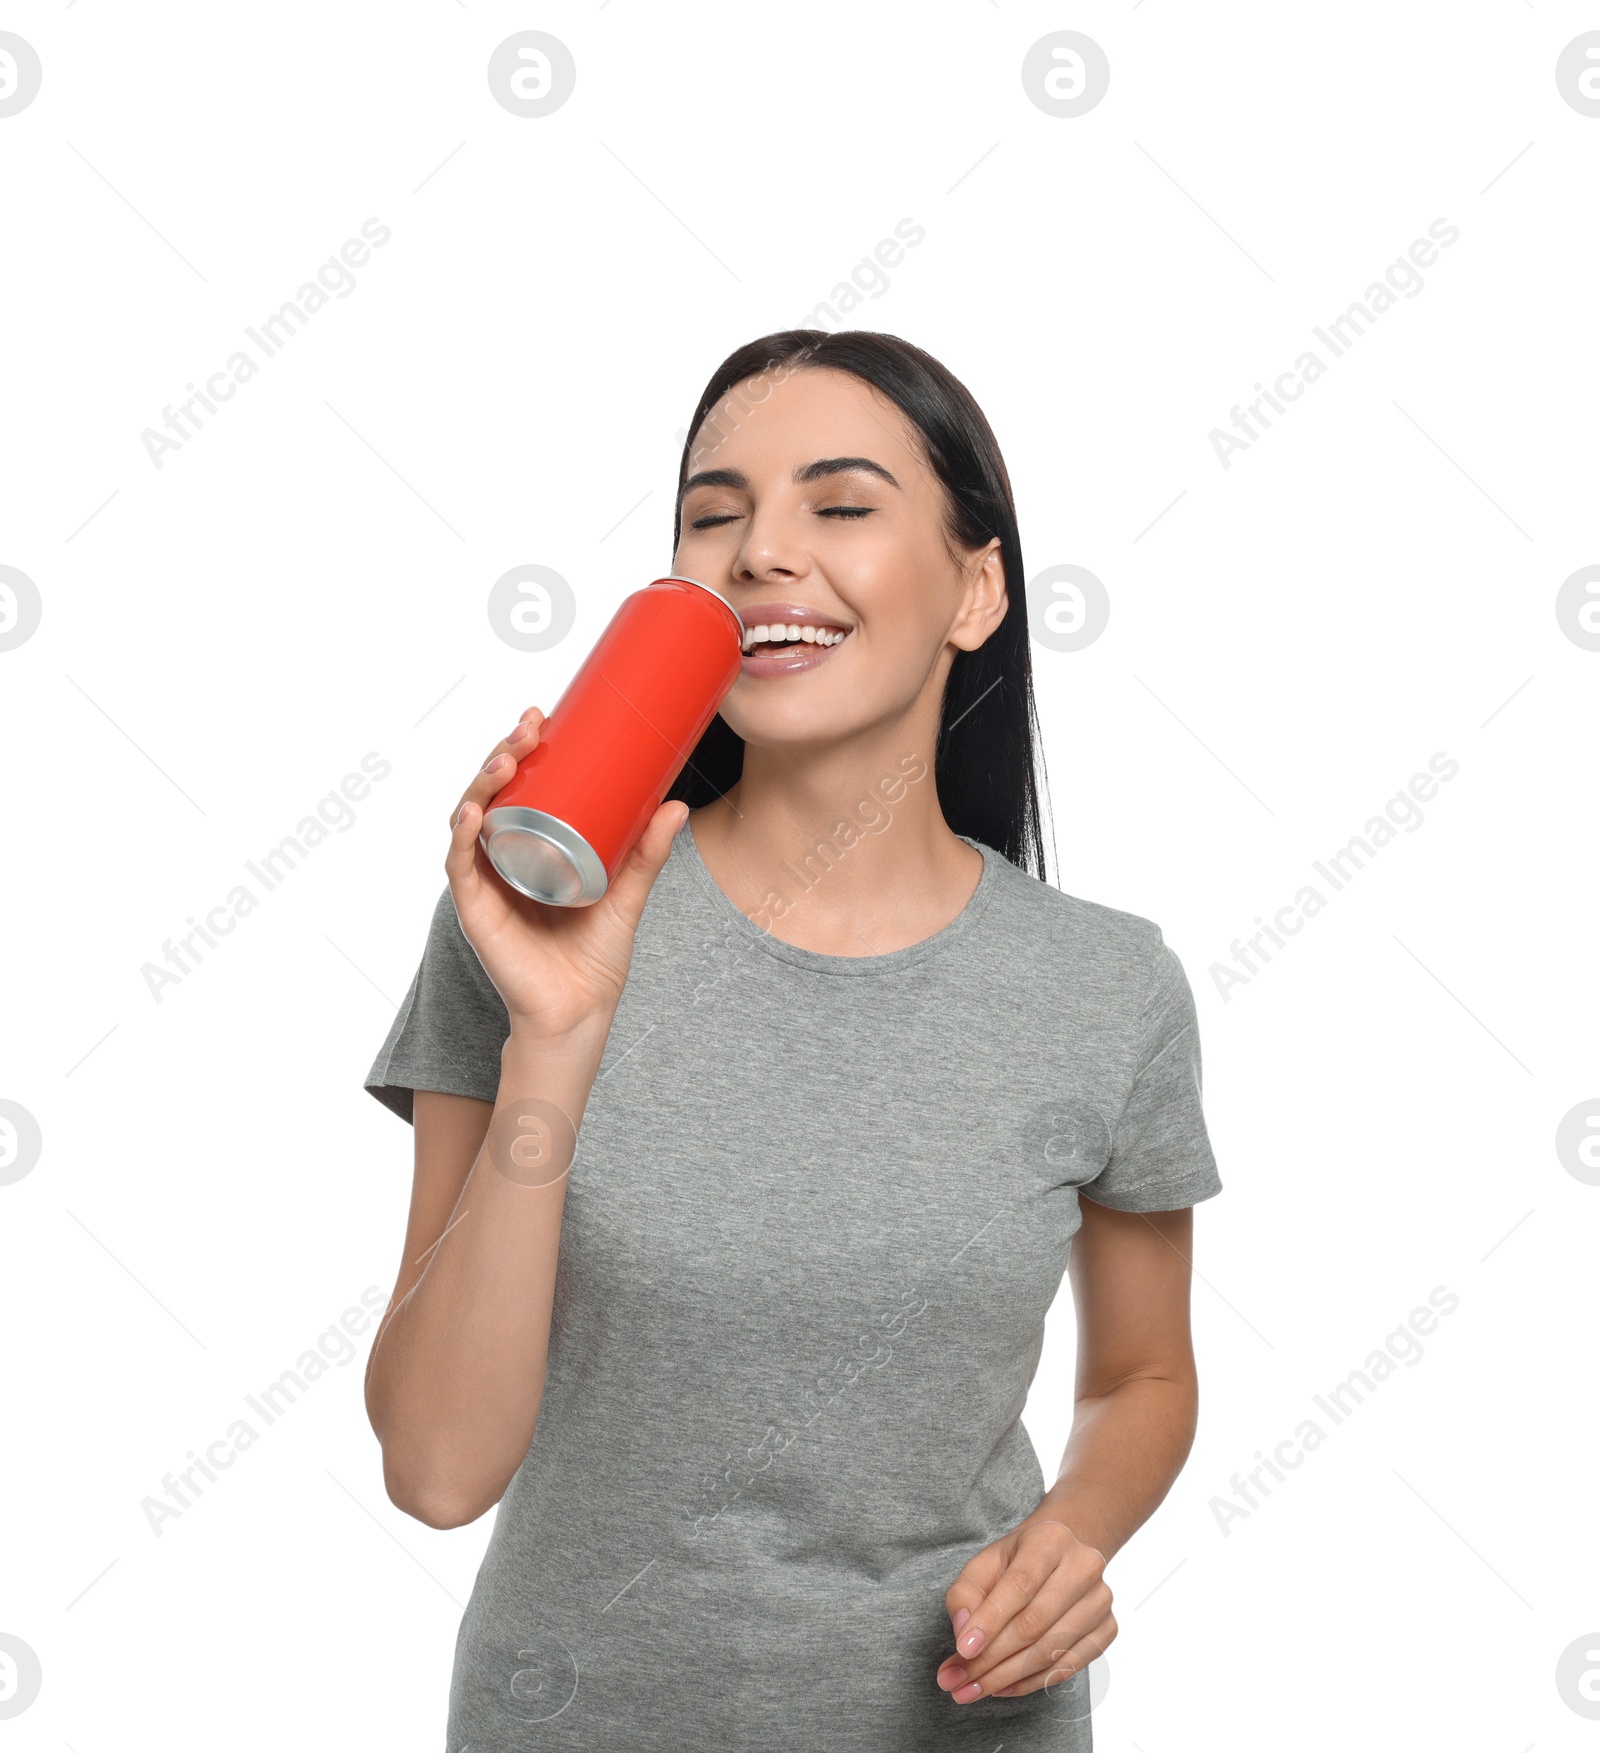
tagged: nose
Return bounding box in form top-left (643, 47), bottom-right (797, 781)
top-left (734, 505), bottom-right (810, 586)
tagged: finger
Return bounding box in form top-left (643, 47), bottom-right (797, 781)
top-left (952, 1586), bottom-right (1114, 1700)
top-left (445, 791), bottom-right (493, 904)
top-left (936, 1558), bottom-right (1082, 1695)
top-left (984, 1608), bottom-right (1116, 1700)
top-left (456, 711), bottom-right (545, 820)
top-left (600, 798), bottom-right (689, 925)
top-left (947, 1536), bottom-right (1070, 1669)
top-left (938, 1524), bottom-right (1098, 1691)
top-left (943, 1540), bottom-right (1011, 1637)
top-left (937, 1544), bottom-right (1013, 1689)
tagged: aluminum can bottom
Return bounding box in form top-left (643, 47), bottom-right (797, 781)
top-left (481, 807), bottom-right (608, 906)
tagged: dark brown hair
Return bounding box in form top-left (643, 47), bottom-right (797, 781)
top-left (665, 329), bottom-right (1053, 882)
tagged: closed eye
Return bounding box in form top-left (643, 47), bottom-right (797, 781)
top-left (688, 505), bottom-right (875, 530)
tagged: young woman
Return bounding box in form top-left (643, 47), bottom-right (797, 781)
top-left (362, 329), bottom-right (1223, 1751)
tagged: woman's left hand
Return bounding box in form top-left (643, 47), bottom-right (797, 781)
top-left (936, 1516), bottom-right (1116, 1703)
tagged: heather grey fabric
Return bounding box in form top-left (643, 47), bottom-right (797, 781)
top-left (365, 823), bottom-right (1222, 1750)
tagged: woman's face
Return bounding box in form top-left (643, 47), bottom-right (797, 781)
top-left (672, 365), bottom-right (1005, 754)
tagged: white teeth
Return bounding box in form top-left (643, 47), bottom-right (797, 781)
top-left (741, 623), bottom-right (848, 651)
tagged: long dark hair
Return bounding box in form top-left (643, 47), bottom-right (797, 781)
top-left (664, 329), bottom-right (1054, 883)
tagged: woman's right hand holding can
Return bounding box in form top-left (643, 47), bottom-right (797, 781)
top-left (447, 706), bottom-right (689, 1045)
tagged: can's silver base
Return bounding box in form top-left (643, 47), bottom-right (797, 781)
top-left (480, 807), bottom-right (608, 906)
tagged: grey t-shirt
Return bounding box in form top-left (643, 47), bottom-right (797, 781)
top-left (365, 823), bottom-right (1222, 1751)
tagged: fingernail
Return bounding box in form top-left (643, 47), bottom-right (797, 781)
top-left (994, 1685), bottom-right (1017, 1697)
top-left (456, 805), bottom-right (468, 826)
top-left (958, 1626), bottom-right (985, 1657)
top-left (482, 753), bottom-right (507, 772)
top-left (508, 722), bottom-right (529, 740)
top-left (952, 1680), bottom-right (983, 1704)
top-left (951, 1607), bottom-right (970, 1637)
top-left (936, 1664), bottom-right (967, 1691)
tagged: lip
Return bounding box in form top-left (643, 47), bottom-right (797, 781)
top-left (734, 600), bottom-right (854, 678)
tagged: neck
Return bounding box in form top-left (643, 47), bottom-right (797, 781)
top-left (687, 725), bottom-right (983, 958)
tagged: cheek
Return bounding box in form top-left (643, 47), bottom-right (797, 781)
top-left (832, 531), bottom-right (949, 632)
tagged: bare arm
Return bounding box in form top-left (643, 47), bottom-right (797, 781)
top-left (363, 1019), bottom-right (612, 1529)
top-left (935, 1194), bottom-right (1207, 1702)
top-left (1021, 1194), bottom-right (1203, 1561)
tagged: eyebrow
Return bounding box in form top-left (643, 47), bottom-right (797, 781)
top-left (679, 455), bottom-right (902, 500)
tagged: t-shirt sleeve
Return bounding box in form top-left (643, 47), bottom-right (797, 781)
top-left (363, 886), bottom-right (510, 1125)
top-left (1081, 933), bottom-right (1223, 1213)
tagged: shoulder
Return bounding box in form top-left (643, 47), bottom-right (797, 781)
top-left (982, 849), bottom-right (1168, 986)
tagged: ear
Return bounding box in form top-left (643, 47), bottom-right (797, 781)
top-left (950, 538), bottom-right (1008, 652)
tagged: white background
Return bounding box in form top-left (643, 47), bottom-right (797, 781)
top-left (2, 2), bottom-right (1597, 1747)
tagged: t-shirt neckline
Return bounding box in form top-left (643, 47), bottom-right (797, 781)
top-left (673, 817), bottom-right (1002, 977)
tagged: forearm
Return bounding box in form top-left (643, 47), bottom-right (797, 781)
top-left (366, 1024), bottom-right (608, 1523)
top-left (1022, 1373), bottom-right (1200, 1562)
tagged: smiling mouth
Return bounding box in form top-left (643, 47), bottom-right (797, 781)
top-left (740, 621), bottom-right (851, 655)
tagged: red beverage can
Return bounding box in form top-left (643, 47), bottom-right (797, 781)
top-left (480, 575), bottom-right (743, 905)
